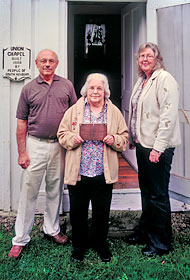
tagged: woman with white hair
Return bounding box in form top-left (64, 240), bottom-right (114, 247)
top-left (58, 73), bottom-right (128, 262)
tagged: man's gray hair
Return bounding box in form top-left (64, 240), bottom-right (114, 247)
top-left (80, 73), bottom-right (111, 98)
top-left (36, 49), bottom-right (59, 61)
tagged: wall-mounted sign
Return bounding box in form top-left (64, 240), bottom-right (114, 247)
top-left (2, 46), bottom-right (31, 81)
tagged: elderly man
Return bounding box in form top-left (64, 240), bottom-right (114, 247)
top-left (8, 49), bottom-right (77, 259)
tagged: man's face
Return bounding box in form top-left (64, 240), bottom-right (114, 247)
top-left (35, 50), bottom-right (59, 80)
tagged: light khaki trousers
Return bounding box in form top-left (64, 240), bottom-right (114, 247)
top-left (12, 136), bottom-right (65, 246)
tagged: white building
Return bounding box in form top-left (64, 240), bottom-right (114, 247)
top-left (0, 0), bottom-right (189, 213)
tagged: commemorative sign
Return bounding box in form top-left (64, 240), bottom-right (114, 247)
top-left (2, 46), bottom-right (31, 81)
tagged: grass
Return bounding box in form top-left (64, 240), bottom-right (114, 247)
top-left (0, 220), bottom-right (190, 279)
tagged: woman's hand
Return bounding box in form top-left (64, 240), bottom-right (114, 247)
top-left (103, 135), bottom-right (115, 146)
top-left (74, 135), bottom-right (84, 145)
top-left (149, 149), bottom-right (162, 163)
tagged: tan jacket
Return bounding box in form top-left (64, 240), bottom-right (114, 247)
top-left (128, 69), bottom-right (181, 152)
top-left (57, 97), bottom-right (128, 185)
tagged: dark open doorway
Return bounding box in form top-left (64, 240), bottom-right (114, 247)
top-left (68, 2), bottom-right (128, 110)
top-left (73, 14), bottom-right (121, 108)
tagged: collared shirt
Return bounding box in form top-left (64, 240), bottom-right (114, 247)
top-left (130, 80), bottom-right (144, 142)
top-left (80, 98), bottom-right (107, 177)
top-left (16, 74), bottom-right (77, 139)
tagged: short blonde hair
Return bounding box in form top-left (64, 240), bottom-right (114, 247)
top-left (137, 42), bottom-right (165, 77)
top-left (80, 73), bottom-right (111, 98)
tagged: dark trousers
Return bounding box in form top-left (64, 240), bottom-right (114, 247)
top-left (68, 174), bottom-right (113, 250)
top-left (136, 143), bottom-right (174, 251)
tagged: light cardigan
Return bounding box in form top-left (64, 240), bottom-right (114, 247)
top-left (57, 97), bottom-right (128, 185)
top-left (128, 69), bottom-right (181, 152)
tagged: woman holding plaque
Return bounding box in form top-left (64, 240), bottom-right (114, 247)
top-left (58, 73), bottom-right (128, 262)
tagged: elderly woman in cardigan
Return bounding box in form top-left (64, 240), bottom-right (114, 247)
top-left (58, 73), bottom-right (128, 262)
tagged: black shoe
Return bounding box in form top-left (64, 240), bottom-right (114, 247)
top-left (142, 245), bottom-right (169, 257)
top-left (71, 248), bottom-right (85, 261)
top-left (126, 233), bottom-right (146, 245)
top-left (95, 246), bottom-right (112, 263)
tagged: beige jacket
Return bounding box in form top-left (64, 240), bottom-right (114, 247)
top-left (57, 97), bottom-right (128, 185)
top-left (128, 69), bottom-right (181, 152)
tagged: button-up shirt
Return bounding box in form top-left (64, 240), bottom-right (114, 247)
top-left (130, 80), bottom-right (144, 143)
top-left (80, 98), bottom-right (107, 177)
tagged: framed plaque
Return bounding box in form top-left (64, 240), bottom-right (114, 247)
top-left (80, 123), bottom-right (107, 140)
top-left (2, 46), bottom-right (31, 81)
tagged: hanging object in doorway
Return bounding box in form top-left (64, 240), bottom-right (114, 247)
top-left (85, 24), bottom-right (106, 54)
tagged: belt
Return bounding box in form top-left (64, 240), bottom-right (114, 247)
top-left (29, 135), bottom-right (58, 143)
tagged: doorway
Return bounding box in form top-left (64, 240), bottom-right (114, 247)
top-left (74, 14), bottom-right (121, 108)
top-left (68, 2), bottom-right (128, 109)
top-left (68, 1), bottom-right (146, 169)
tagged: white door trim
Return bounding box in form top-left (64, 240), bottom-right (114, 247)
top-left (147, 0), bottom-right (190, 43)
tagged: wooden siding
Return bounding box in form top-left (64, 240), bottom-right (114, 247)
top-left (157, 3), bottom-right (190, 199)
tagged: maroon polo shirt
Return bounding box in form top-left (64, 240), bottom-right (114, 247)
top-left (16, 74), bottom-right (77, 139)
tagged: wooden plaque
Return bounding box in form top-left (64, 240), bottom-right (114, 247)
top-left (79, 123), bottom-right (107, 140)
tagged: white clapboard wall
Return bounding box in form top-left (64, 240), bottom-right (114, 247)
top-left (0, 0), bottom-right (68, 212)
top-left (0, 0), bottom-right (189, 213)
top-left (156, 2), bottom-right (190, 201)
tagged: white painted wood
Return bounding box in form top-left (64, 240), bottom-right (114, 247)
top-left (67, 0), bottom-right (146, 2)
top-left (58, 0), bottom-right (68, 78)
top-left (0, 0), bottom-right (69, 212)
top-left (31, 0), bottom-right (68, 78)
top-left (0, 0), bottom-right (11, 212)
top-left (0, 0), bottom-right (190, 212)
top-left (121, 2), bottom-right (146, 170)
top-left (157, 6), bottom-right (184, 178)
top-left (184, 123), bottom-right (190, 178)
top-left (33, 0), bottom-right (59, 77)
top-left (146, 0), bottom-right (190, 42)
top-left (31, 0), bottom-right (68, 212)
top-left (156, 3), bottom-right (190, 198)
top-left (9, 0), bottom-right (32, 211)
top-left (183, 5), bottom-right (190, 179)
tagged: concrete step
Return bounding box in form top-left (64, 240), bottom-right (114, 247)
top-left (62, 188), bottom-right (190, 212)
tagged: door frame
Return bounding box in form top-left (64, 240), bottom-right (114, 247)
top-left (67, 1), bottom-right (146, 84)
top-left (121, 2), bottom-right (146, 170)
top-left (146, 0), bottom-right (190, 42)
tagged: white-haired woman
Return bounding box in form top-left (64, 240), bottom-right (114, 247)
top-left (127, 43), bottom-right (181, 256)
top-left (58, 73), bottom-right (128, 262)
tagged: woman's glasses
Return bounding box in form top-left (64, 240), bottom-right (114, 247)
top-left (138, 54), bottom-right (155, 61)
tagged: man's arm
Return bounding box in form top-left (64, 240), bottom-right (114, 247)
top-left (69, 83), bottom-right (77, 106)
top-left (16, 119), bottom-right (30, 169)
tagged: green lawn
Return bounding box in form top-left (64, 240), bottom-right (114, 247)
top-left (0, 220), bottom-right (190, 279)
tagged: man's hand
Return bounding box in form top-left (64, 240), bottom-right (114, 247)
top-left (18, 153), bottom-right (30, 169)
top-left (17, 119), bottom-right (29, 168)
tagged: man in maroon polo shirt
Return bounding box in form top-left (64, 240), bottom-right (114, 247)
top-left (8, 49), bottom-right (77, 259)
